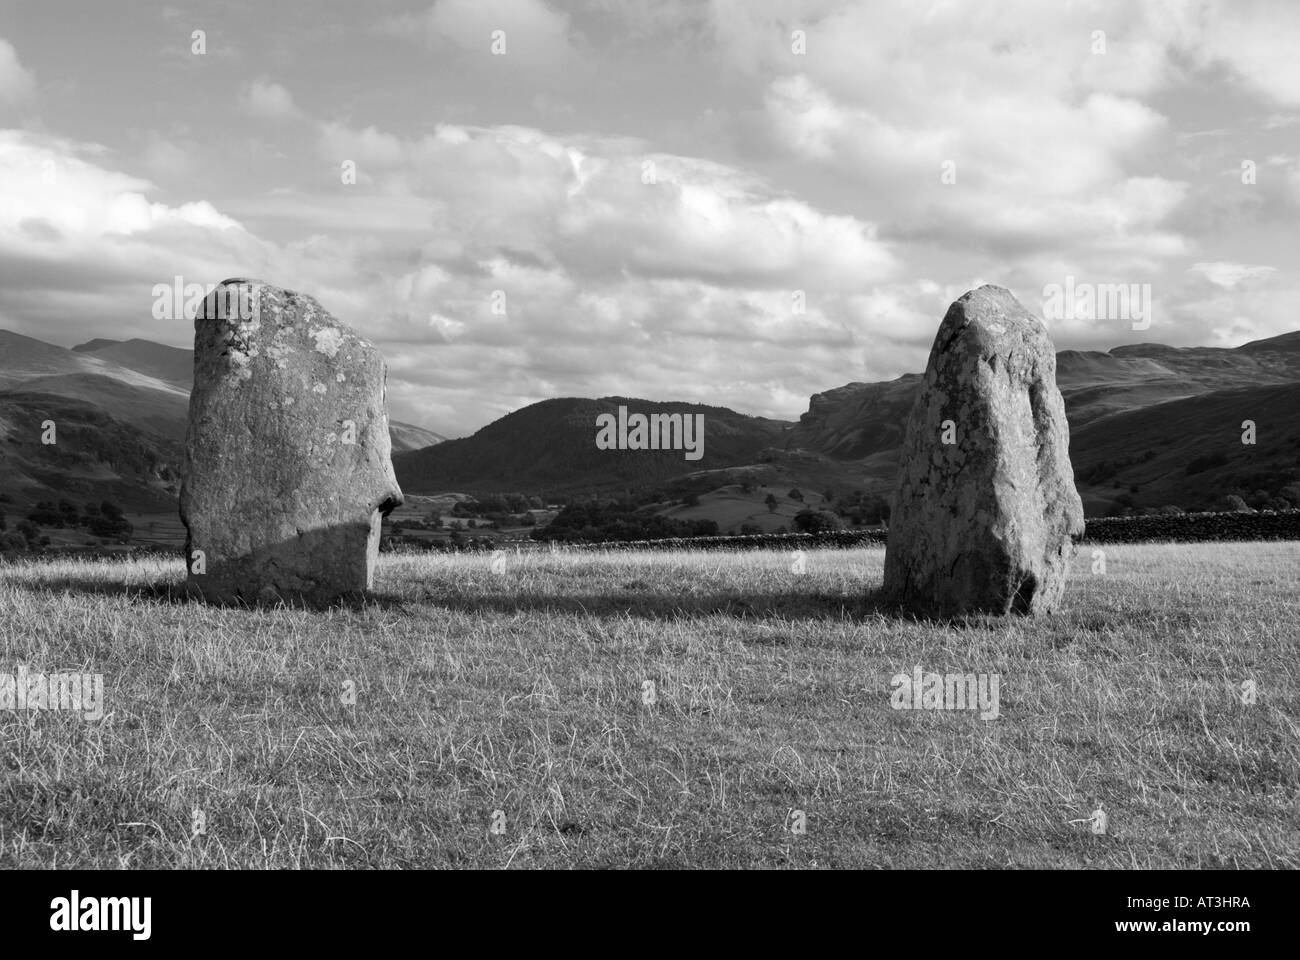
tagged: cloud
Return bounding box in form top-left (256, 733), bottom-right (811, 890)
top-left (1189, 262), bottom-right (1277, 288)
top-left (0, 37), bottom-right (35, 103)
top-left (315, 121), bottom-right (897, 290)
top-left (399, 0), bottom-right (575, 67)
top-left (1192, 0), bottom-right (1300, 107)
top-left (294, 120), bottom-right (904, 428)
top-left (4, 1), bottom-right (1298, 434)
top-left (240, 79), bottom-right (301, 120)
top-left (0, 130), bottom-right (269, 343)
top-left (719, 1), bottom-right (1195, 264)
top-left (0, 119), bottom-right (904, 433)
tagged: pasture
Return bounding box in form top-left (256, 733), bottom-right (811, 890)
top-left (0, 542), bottom-right (1296, 868)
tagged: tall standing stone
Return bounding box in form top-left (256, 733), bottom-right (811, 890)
top-left (180, 279), bottom-right (403, 605)
top-left (882, 285), bottom-right (1083, 615)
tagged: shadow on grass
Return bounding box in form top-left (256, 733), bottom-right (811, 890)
top-left (8, 575), bottom-right (193, 605)
top-left (6, 575), bottom-right (415, 612)
top-left (9, 574), bottom-right (1047, 627)
top-left (410, 585), bottom-right (1016, 627)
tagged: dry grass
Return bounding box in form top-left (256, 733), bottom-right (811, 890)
top-left (1, 542), bottom-right (1296, 868)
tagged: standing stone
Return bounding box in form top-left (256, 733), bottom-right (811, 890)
top-left (180, 279), bottom-right (403, 605)
top-left (882, 285), bottom-right (1083, 616)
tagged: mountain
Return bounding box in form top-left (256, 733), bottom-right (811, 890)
top-left (395, 331), bottom-right (1300, 516)
top-left (4, 323), bottom-right (1298, 534)
top-left (0, 390), bottom-right (181, 514)
top-left (394, 397), bottom-right (791, 495)
top-left (1056, 336), bottom-right (1300, 425)
top-left (1067, 382), bottom-right (1300, 515)
top-left (71, 337), bottom-right (193, 387)
top-left (389, 420), bottom-right (449, 453)
top-left (782, 374), bottom-right (922, 460)
top-left (0, 329), bottom-right (446, 530)
top-left (0, 329), bottom-right (186, 394)
top-left (781, 330), bottom-right (1300, 514)
top-left (0, 373), bottom-right (189, 441)
top-left (0, 328), bottom-right (443, 449)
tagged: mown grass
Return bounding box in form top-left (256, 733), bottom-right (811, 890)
top-left (1, 542), bottom-right (1296, 868)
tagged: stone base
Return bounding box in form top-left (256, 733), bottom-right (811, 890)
top-left (184, 512), bottom-right (382, 606)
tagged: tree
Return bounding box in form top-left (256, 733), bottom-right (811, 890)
top-left (787, 488), bottom-right (804, 502)
top-left (683, 493), bottom-right (700, 507)
top-left (764, 493), bottom-right (778, 513)
top-left (101, 500), bottom-right (124, 520)
top-left (793, 509), bottom-right (844, 534)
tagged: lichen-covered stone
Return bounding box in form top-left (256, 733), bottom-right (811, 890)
top-left (882, 285), bottom-right (1083, 615)
top-left (180, 279), bottom-right (402, 605)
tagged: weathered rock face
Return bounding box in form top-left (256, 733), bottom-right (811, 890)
top-left (180, 279), bottom-right (402, 605)
top-left (881, 285), bottom-right (1083, 616)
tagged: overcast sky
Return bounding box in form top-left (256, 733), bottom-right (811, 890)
top-left (1, 0), bottom-right (1297, 436)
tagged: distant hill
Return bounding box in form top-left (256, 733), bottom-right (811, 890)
top-left (1068, 382), bottom-right (1300, 514)
top-left (782, 374), bottom-right (922, 460)
top-left (3, 323), bottom-right (1298, 533)
top-left (395, 330), bottom-right (1300, 517)
top-left (0, 373), bottom-right (188, 441)
top-left (389, 420), bottom-right (449, 453)
top-left (0, 326), bottom-right (443, 451)
top-left (394, 397), bottom-right (791, 496)
top-left (71, 337), bottom-right (193, 387)
top-left (0, 329), bottom-right (446, 530)
top-left (0, 391), bottom-right (181, 514)
top-left (0, 329), bottom-right (185, 394)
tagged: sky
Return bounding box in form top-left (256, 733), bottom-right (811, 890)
top-left (0, 0), bottom-right (1297, 437)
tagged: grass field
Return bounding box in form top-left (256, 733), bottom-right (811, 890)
top-left (1, 542), bottom-right (1297, 868)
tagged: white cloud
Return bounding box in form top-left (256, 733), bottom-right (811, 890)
top-left (1189, 261), bottom-right (1276, 288)
top-left (316, 121), bottom-right (897, 289)
top-left (418, 0), bottom-right (573, 67)
top-left (0, 37), bottom-right (35, 103)
top-left (1193, 0), bottom-right (1300, 107)
top-left (0, 132), bottom-right (245, 241)
top-left (240, 80), bottom-right (300, 119)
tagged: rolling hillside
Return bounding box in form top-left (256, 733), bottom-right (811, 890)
top-left (3, 323), bottom-right (1297, 539)
top-left (394, 397), bottom-right (791, 496)
top-left (395, 331), bottom-right (1300, 518)
top-left (389, 419), bottom-right (450, 453)
top-left (0, 373), bottom-right (189, 441)
top-left (71, 337), bottom-right (194, 387)
top-left (0, 391), bottom-right (181, 514)
top-left (0, 329), bottom-right (444, 512)
top-left (1068, 382), bottom-right (1300, 514)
